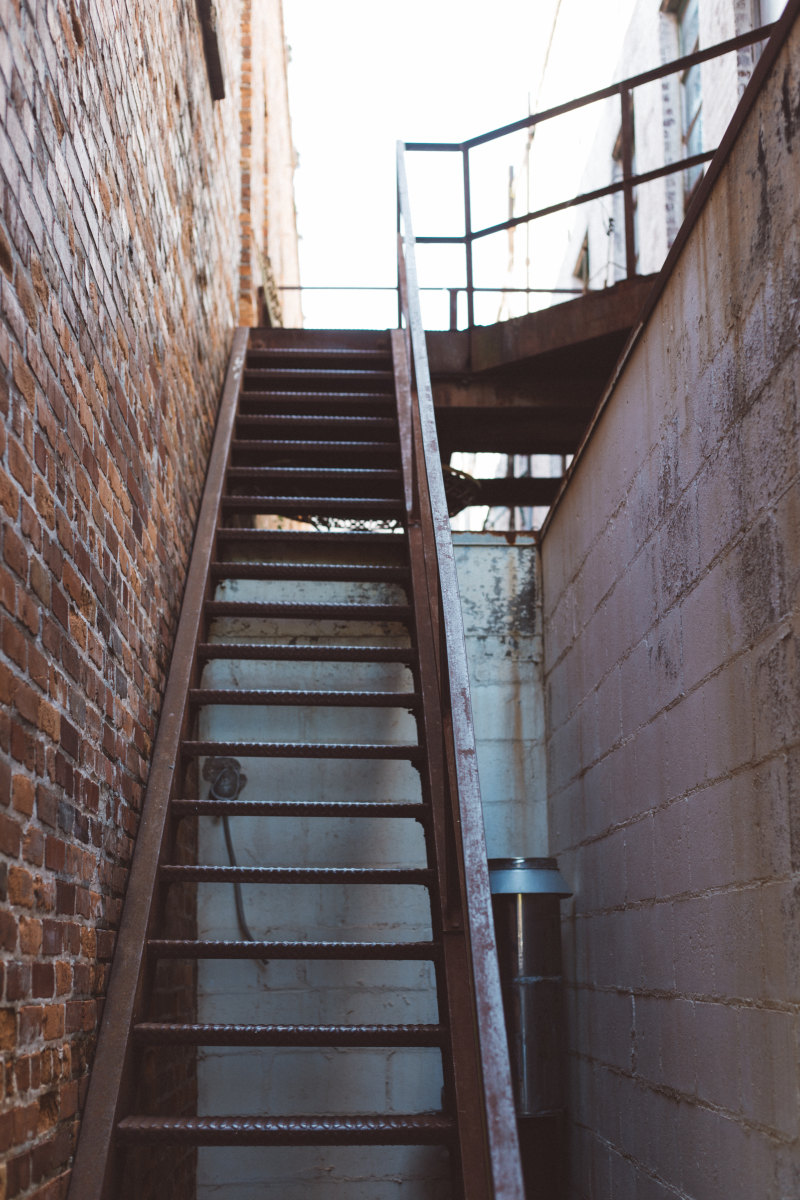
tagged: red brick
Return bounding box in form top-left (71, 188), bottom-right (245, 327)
top-left (0, 465), bottom-right (19, 517)
top-left (19, 916), bottom-right (42, 955)
top-left (0, 812), bottom-right (22, 855)
top-left (0, 910), bottom-right (17, 950)
top-left (4, 524), bottom-right (28, 579)
top-left (0, 563), bottom-right (15, 612)
top-left (9, 436), bottom-right (33, 493)
top-left (12, 774), bottom-right (35, 816)
top-left (8, 865), bottom-right (35, 906)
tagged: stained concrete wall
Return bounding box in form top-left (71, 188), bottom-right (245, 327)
top-left (453, 532), bottom-right (547, 858)
top-left (541, 14), bottom-right (800, 1200)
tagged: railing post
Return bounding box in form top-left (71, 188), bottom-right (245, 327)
top-left (449, 288), bottom-right (459, 331)
top-left (620, 85), bottom-right (637, 278)
top-left (397, 178), bottom-right (403, 328)
top-left (462, 146), bottom-right (475, 328)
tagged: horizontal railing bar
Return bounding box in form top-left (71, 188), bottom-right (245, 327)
top-left (416, 236), bottom-right (467, 245)
top-left (404, 140), bottom-right (462, 152)
top-left (469, 148), bottom-right (716, 240)
top-left (456, 23), bottom-right (775, 150)
top-left (278, 284), bottom-right (584, 297)
top-left (277, 284), bottom-right (450, 291)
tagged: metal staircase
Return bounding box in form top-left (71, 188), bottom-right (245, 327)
top-left (66, 315), bottom-right (523, 1197)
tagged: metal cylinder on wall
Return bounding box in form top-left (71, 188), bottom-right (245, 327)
top-left (488, 856), bottom-right (571, 1200)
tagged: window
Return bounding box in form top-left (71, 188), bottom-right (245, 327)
top-left (753, 0), bottom-right (786, 23)
top-left (574, 235), bottom-right (590, 292)
top-left (611, 126), bottom-right (639, 281)
top-left (678, 0), bottom-right (703, 202)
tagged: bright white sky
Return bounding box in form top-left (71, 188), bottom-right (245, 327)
top-left (283, 0), bottom-right (639, 328)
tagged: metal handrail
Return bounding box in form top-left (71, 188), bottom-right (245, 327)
top-left (396, 141), bottom-right (525, 1199)
top-left (404, 21), bottom-right (775, 327)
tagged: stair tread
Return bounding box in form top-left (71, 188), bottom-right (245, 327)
top-left (210, 563), bottom-right (410, 581)
top-left (230, 438), bottom-right (399, 454)
top-left (180, 740), bottom-right (421, 760)
top-left (217, 529), bottom-right (404, 543)
top-left (204, 601), bottom-right (411, 619)
top-left (196, 644), bottom-right (416, 662)
top-left (171, 799), bottom-right (428, 819)
top-left (160, 865), bottom-right (432, 883)
top-left (133, 1022), bottom-right (445, 1044)
top-left (188, 688), bottom-right (419, 705)
top-left (243, 367), bottom-right (394, 381)
top-left (221, 496), bottom-right (404, 508)
top-left (237, 413), bottom-right (396, 428)
top-left (225, 466), bottom-right (401, 478)
top-left (116, 1112), bottom-right (455, 1145)
top-left (148, 939), bottom-right (440, 959)
top-left (246, 347), bottom-right (391, 360)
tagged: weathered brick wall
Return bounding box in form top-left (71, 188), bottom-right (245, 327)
top-left (239, 0), bottom-right (301, 327)
top-left (541, 15), bottom-right (800, 1200)
top-left (0, 2), bottom-right (295, 1197)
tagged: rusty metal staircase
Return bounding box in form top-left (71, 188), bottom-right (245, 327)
top-left (67, 319), bottom-right (523, 1199)
top-left (67, 146), bottom-right (523, 1197)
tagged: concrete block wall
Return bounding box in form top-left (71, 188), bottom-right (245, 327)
top-left (541, 15), bottom-right (800, 1199)
top-left (453, 532), bottom-right (548, 857)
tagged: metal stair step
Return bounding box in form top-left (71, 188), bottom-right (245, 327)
top-left (171, 799), bottom-right (428, 820)
top-left (188, 688), bottom-right (419, 707)
top-left (180, 740), bottom-right (421, 761)
top-left (242, 368), bottom-right (395, 391)
top-left (217, 528), bottom-right (404, 546)
top-left (147, 939), bottom-right (441, 960)
top-left (210, 562), bottom-right (409, 582)
top-left (116, 1113), bottom-right (455, 1146)
top-left (225, 465), bottom-right (402, 499)
top-left (196, 643), bottom-right (416, 663)
top-left (230, 438), bottom-right (399, 458)
top-left (246, 346), bottom-right (392, 367)
top-left (159, 865), bottom-right (433, 885)
top-left (236, 414), bottom-right (396, 434)
top-left (225, 466), bottom-right (401, 482)
top-left (133, 1022), bottom-right (445, 1046)
top-left (221, 496), bottom-right (404, 516)
top-left (239, 392), bottom-right (394, 413)
top-left (204, 600), bottom-right (411, 621)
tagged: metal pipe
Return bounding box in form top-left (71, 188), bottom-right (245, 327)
top-left (489, 857), bottom-right (571, 1200)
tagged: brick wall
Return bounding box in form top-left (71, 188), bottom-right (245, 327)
top-left (0, 2), bottom-right (296, 1197)
top-left (239, 0), bottom-right (301, 327)
top-left (541, 15), bottom-right (800, 1199)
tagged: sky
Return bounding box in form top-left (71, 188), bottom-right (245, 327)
top-left (282, 0), bottom-right (639, 329)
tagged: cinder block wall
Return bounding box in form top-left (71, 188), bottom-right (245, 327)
top-left (0, 3), bottom-right (294, 1196)
top-left (541, 17), bottom-right (800, 1200)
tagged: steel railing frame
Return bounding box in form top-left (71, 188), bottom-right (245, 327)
top-left (403, 21), bottom-right (776, 328)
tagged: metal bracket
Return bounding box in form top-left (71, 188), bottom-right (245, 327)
top-left (202, 756), bottom-right (248, 803)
